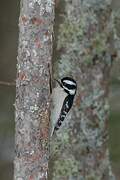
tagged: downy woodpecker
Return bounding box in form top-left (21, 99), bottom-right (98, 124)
top-left (50, 77), bottom-right (77, 136)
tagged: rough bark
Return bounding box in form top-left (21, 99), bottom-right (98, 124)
top-left (49, 0), bottom-right (116, 179)
top-left (14, 0), bottom-right (54, 179)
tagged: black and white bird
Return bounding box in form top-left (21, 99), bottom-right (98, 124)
top-left (50, 77), bottom-right (77, 136)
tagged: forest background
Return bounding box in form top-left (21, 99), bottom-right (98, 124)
top-left (0, 0), bottom-right (120, 179)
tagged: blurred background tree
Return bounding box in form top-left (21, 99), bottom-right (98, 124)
top-left (0, 0), bottom-right (120, 179)
top-left (49, 0), bottom-right (117, 179)
top-left (0, 0), bottom-right (19, 179)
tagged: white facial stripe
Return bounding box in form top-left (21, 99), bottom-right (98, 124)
top-left (63, 86), bottom-right (76, 95)
top-left (69, 89), bottom-right (76, 95)
top-left (63, 80), bottom-right (76, 86)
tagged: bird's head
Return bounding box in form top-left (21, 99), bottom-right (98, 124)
top-left (55, 77), bottom-right (77, 95)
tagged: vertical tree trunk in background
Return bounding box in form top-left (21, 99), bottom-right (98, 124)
top-left (14, 0), bottom-right (54, 179)
top-left (49, 0), bottom-right (116, 179)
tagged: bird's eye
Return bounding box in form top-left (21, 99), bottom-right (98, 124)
top-left (63, 82), bottom-right (67, 86)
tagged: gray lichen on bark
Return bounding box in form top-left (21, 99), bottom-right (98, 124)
top-left (14, 0), bottom-right (54, 179)
top-left (112, 8), bottom-right (120, 59)
top-left (49, 0), bottom-right (116, 179)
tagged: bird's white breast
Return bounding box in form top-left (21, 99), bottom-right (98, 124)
top-left (50, 86), bottom-right (67, 135)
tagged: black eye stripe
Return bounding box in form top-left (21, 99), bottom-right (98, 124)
top-left (63, 83), bottom-right (76, 89)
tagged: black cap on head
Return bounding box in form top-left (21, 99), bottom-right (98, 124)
top-left (61, 77), bottom-right (77, 86)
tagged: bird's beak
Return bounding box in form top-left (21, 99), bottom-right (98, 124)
top-left (54, 79), bottom-right (62, 87)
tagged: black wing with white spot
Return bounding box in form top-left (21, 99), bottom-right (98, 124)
top-left (53, 95), bottom-right (74, 133)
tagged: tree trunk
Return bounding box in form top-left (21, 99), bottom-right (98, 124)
top-left (49, 0), bottom-right (116, 179)
top-left (14, 0), bottom-right (54, 179)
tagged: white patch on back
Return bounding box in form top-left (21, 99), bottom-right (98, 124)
top-left (63, 80), bottom-right (76, 86)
